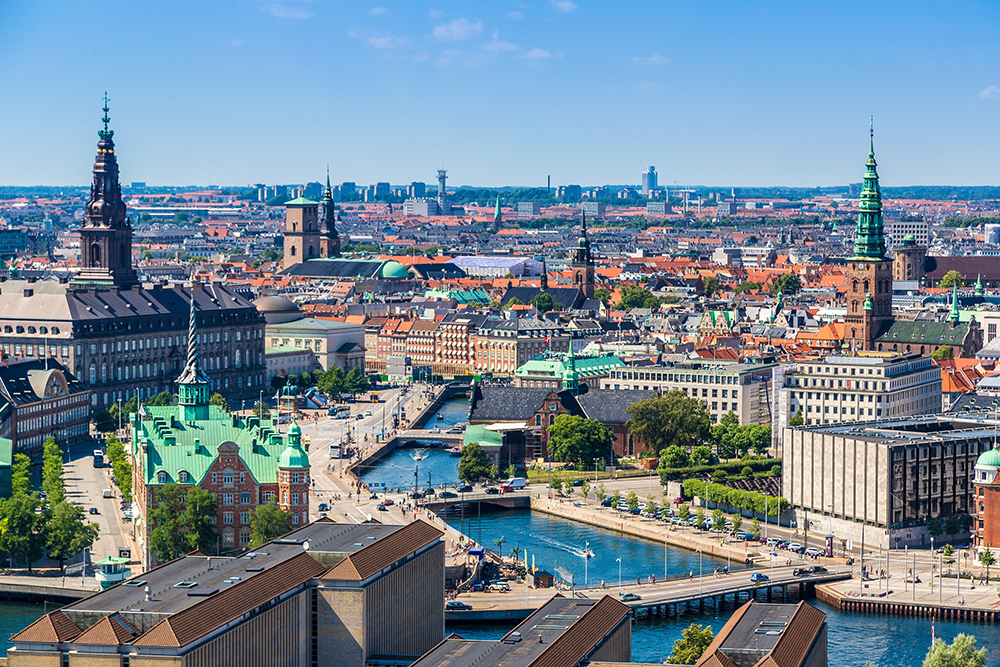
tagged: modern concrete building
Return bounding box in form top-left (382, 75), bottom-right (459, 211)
top-left (600, 360), bottom-right (775, 426)
top-left (782, 414), bottom-right (997, 549)
top-left (516, 202), bottom-right (540, 217)
top-left (582, 201), bottom-right (605, 217)
top-left (641, 165), bottom-right (657, 196)
top-left (6, 520), bottom-right (444, 667)
top-left (404, 198), bottom-right (440, 217)
top-left (776, 353), bottom-right (941, 427)
top-left (888, 219), bottom-right (930, 247)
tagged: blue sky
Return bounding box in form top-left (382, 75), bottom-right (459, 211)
top-left (2, 1), bottom-right (998, 188)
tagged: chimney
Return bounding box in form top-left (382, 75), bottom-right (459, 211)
top-left (23, 289), bottom-right (33, 298)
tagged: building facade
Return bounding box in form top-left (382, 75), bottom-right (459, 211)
top-left (600, 361), bottom-right (775, 426)
top-left (0, 359), bottom-right (90, 455)
top-left (892, 234), bottom-right (926, 283)
top-left (474, 318), bottom-right (569, 377)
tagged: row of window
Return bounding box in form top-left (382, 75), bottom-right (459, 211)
top-left (2, 325), bottom-right (61, 335)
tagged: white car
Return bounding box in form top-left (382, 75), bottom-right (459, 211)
top-left (805, 547), bottom-right (823, 556)
top-left (787, 543), bottom-right (803, 551)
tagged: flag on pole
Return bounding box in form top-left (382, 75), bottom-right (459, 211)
top-left (543, 335), bottom-right (551, 344)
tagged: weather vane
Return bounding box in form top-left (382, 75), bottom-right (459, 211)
top-left (99, 92), bottom-right (114, 141)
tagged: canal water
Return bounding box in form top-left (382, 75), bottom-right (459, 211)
top-left (1, 601), bottom-right (46, 652)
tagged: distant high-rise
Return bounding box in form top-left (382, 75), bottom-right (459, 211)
top-left (408, 181), bottom-right (426, 198)
top-left (641, 166), bottom-right (658, 196)
top-left (437, 169), bottom-right (448, 213)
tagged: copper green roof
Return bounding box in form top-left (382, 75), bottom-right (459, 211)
top-left (977, 448), bottom-right (1000, 468)
top-left (285, 197), bottom-right (319, 206)
top-left (133, 405), bottom-right (295, 486)
top-left (515, 353), bottom-right (624, 379)
top-left (851, 133), bottom-right (886, 260)
top-left (463, 424), bottom-right (502, 449)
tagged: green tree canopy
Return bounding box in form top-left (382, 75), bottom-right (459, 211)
top-left (668, 623), bottom-right (714, 664)
top-left (546, 415), bottom-right (615, 466)
top-left (788, 408), bottom-right (805, 427)
top-left (209, 393), bottom-right (229, 412)
top-left (504, 297), bottom-right (523, 309)
top-left (344, 366), bottom-right (371, 395)
top-left (317, 367), bottom-right (346, 397)
top-left (771, 273), bottom-right (802, 295)
top-left (46, 500), bottom-right (99, 573)
top-left (629, 390), bottom-right (711, 457)
top-left (702, 275), bottom-right (723, 297)
top-left (690, 445), bottom-right (714, 467)
top-left (938, 270), bottom-right (965, 289)
top-left (458, 443), bottom-right (493, 483)
top-left (931, 345), bottom-right (955, 361)
top-left (41, 437), bottom-right (65, 504)
top-left (922, 634), bottom-right (987, 667)
top-left (530, 293), bottom-right (558, 312)
top-left (615, 284), bottom-right (663, 310)
top-left (253, 400), bottom-right (271, 419)
top-left (661, 444), bottom-right (690, 468)
top-left (734, 281), bottom-right (761, 293)
top-left (149, 485), bottom-right (219, 562)
top-left (249, 501), bottom-right (292, 548)
top-left (593, 287), bottom-right (612, 307)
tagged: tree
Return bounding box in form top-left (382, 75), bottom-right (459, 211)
top-left (249, 501), bottom-right (292, 548)
top-left (530, 293), bottom-right (558, 312)
top-left (741, 466), bottom-right (754, 477)
top-left (979, 548), bottom-right (995, 582)
top-left (690, 445), bottom-right (714, 467)
top-left (209, 393), bottom-right (229, 412)
top-left (734, 281), bottom-right (761, 293)
top-left (931, 345), bottom-right (955, 361)
top-left (580, 480), bottom-right (590, 504)
top-left (41, 437), bottom-right (65, 504)
top-left (596, 483), bottom-right (607, 505)
top-left (750, 517), bottom-right (760, 539)
top-left (943, 544), bottom-right (956, 573)
top-left (93, 408), bottom-right (116, 433)
top-left (712, 508), bottom-right (726, 531)
top-left (46, 500), bottom-right (99, 573)
top-left (547, 415), bottom-right (614, 466)
top-left (150, 485), bottom-right (191, 562)
top-left (185, 487), bottom-right (219, 553)
top-left (667, 623), bottom-right (714, 664)
top-left (661, 444), bottom-right (690, 468)
top-left (458, 443), bottom-right (492, 483)
top-left (695, 505), bottom-right (705, 525)
top-left (0, 493), bottom-right (46, 571)
top-left (510, 545), bottom-right (521, 560)
top-left (593, 287), bottom-right (612, 308)
top-left (494, 536), bottom-right (505, 556)
top-left (702, 275), bottom-right (723, 297)
top-left (551, 478), bottom-right (564, 496)
top-left (344, 367), bottom-right (371, 395)
top-left (626, 491), bottom-right (639, 511)
top-left (504, 464), bottom-right (517, 480)
top-left (678, 504), bottom-right (690, 521)
top-left (923, 634), bottom-right (987, 667)
top-left (788, 408), bottom-right (805, 427)
top-left (615, 284), bottom-right (662, 310)
top-left (938, 270), bottom-right (966, 289)
top-left (504, 297), bottom-right (523, 309)
top-left (253, 401), bottom-right (271, 419)
top-left (771, 273), bottom-right (802, 295)
top-left (317, 367), bottom-right (345, 398)
top-left (630, 391), bottom-right (712, 460)
top-left (731, 514), bottom-right (743, 534)
top-left (11, 453), bottom-right (31, 497)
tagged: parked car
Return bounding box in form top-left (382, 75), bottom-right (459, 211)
top-left (438, 491), bottom-right (458, 499)
top-left (377, 503), bottom-right (389, 511)
top-left (317, 503), bottom-right (328, 512)
top-left (572, 479), bottom-right (584, 486)
top-left (806, 566), bottom-right (828, 574)
top-left (409, 491), bottom-right (423, 499)
top-left (89, 507), bottom-right (99, 515)
top-left (446, 601), bottom-right (472, 611)
top-left (804, 547), bottom-right (823, 557)
top-left (488, 581), bottom-right (511, 593)
top-left (381, 498), bottom-right (395, 506)
top-left (619, 592), bottom-right (641, 602)
top-left (786, 543), bottom-right (803, 552)
top-left (601, 498), bottom-right (614, 507)
top-left (750, 573), bottom-right (770, 583)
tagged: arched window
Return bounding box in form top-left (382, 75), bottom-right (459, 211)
top-left (103, 392), bottom-right (109, 405)
top-left (852, 279), bottom-right (858, 292)
top-left (308, 245), bottom-right (314, 257)
top-left (290, 246), bottom-right (297, 256)
top-left (863, 279), bottom-right (869, 292)
top-left (179, 471), bottom-right (189, 483)
top-left (91, 243), bottom-right (101, 266)
top-left (157, 471), bottom-right (167, 484)
top-left (117, 366), bottom-right (123, 381)
top-left (89, 363), bottom-right (96, 385)
top-left (101, 363), bottom-right (107, 383)
top-left (235, 349), bottom-right (241, 368)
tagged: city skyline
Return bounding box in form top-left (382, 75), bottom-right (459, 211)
top-left (2, 1), bottom-right (999, 188)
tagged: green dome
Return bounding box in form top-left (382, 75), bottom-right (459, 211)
top-left (381, 260), bottom-right (409, 279)
top-left (977, 448), bottom-right (1000, 468)
top-left (288, 421), bottom-right (301, 436)
top-left (279, 440), bottom-right (309, 469)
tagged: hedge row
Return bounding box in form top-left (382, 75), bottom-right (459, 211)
top-left (681, 479), bottom-right (789, 516)
top-left (659, 458), bottom-right (780, 483)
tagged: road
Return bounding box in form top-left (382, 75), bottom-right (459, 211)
top-left (62, 440), bottom-right (137, 563)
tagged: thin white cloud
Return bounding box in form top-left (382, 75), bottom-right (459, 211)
top-left (550, 0), bottom-right (577, 13)
top-left (350, 28), bottom-right (411, 50)
top-left (369, 7), bottom-right (388, 15)
top-left (520, 48), bottom-right (562, 60)
top-left (980, 85), bottom-right (1000, 100)
top-left (507, 10), bottom-right (524, 19)
top-left (427, 9), bottom-right (443, 18)
top-left (484, 30), bottom-right (518, 52)
top-left (430, 18), bottom-right (482, 41)
top-left (260, 3), bottom-right (312, 19)
top-left (632, 53), bottom-right (670, 65)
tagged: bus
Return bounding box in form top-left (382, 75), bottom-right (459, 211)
top-left (93, 450), bottom-right (104, 468)
top-left (330, 443), bottom-right (343, 459)
top-left (370, 391), bottom-right (379, 403)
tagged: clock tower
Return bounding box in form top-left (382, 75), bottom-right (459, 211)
top-left (844, 128), bottom-right (894, 351)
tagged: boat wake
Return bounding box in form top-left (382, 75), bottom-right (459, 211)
top-left (533, 534), bottom-right (594, 559)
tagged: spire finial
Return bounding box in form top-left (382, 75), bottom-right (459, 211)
top-left (99, 92), bottom-right (114, 141)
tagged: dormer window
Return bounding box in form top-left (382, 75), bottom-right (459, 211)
top-left (179, 471), bottom-right (189, 483)
top-left (157, 471), bottom-right (167, 484)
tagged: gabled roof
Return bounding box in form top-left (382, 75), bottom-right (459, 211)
top-left (876, 320), bottom-right (972, 347)
top-left (10, 610), bottom-right (82, 643)
top-left (576, 388), bottom-right (656, 424)
top-left (74, 613), bottom-right (139, 645)
top-left (469, 386), bottom-right (551, 423)
top-left (324, 520), bottom-right (442, 581)
top-left (133, 551), bottom-right (326, 649)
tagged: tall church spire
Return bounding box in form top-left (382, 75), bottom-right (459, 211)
top-left (852, 120), bottom-right (886, 260)
top-left (177, 284), bottom-right (210, 420)
top-left (320, 166), bottom-right (341, 258)
top-left (74, 94), bottom-right (139, 289)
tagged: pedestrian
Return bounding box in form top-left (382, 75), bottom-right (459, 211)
top-left (637, 577), bottom-right (641, 587)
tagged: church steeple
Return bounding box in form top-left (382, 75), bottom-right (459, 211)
top-left (177, 284), bottom-right (211, 421)
top-left (563, 339), bottom-right (579, 395)
top-left (947, 284), bottom-right (961, 326)
top-left (570, 206), bottom-right (595, 297)
top-left (976, 273), bottom-right (984, 297)
top-left (540, 257), bottom-right (548, 289)
top-left (320, 166), bottom-right (341, 258)
top-left (73, 93), bottom-right (139, 289)
top-left (851, 121), bottom-right (886, 260)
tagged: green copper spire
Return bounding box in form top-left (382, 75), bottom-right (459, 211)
top-left (851, 122), bottom-right (885, 260)
top-left (177, 284), bottom-right (210, 420)
top-left (771, 289), bottom-right (784, 323)
top-left (494, 194), bottom-right (501, 222)
top-left (98, 92), bottom-right (114, 141)
top-left (563, 339), bottom-right (579, 394)
top-left (976, 273), bottom-right (984, 297)
top-left (863, 292), bottom-right (873, 311)
top-left (947, 284), bottom-right (961, 324)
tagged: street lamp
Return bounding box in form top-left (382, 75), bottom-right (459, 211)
top-left (696, 549), bottom-right (703, 595)
top-left (664, 535), bottom-right (668, 580)
top-left (616, 557), bottom-right (622, 597)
